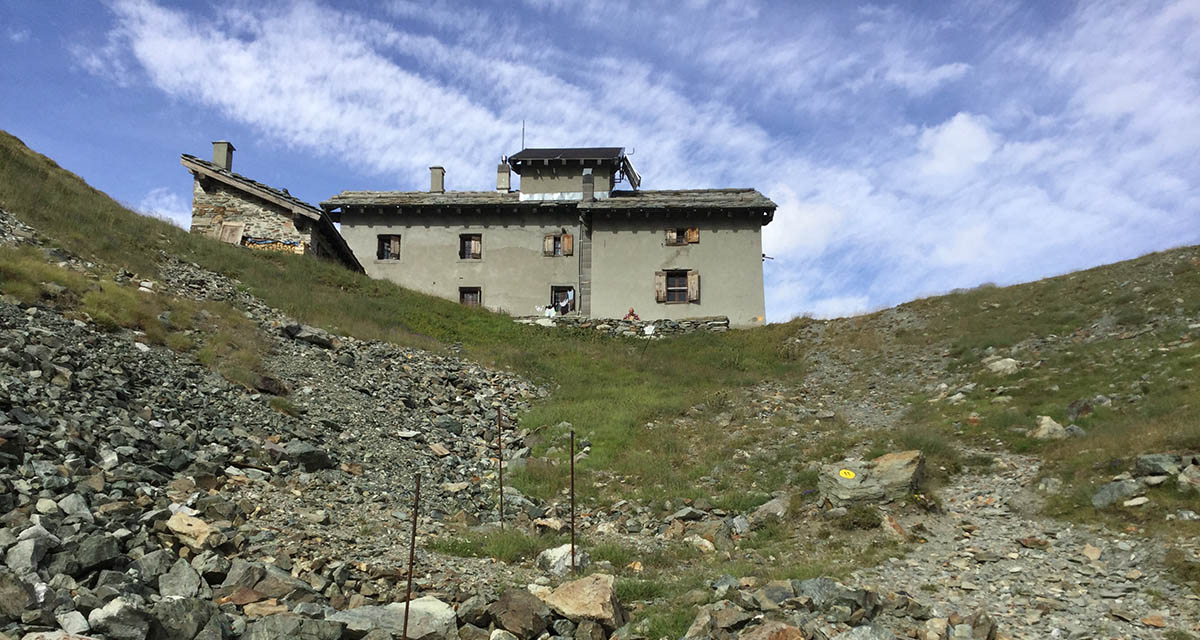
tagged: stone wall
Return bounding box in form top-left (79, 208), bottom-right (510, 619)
top-left (189, 179), bottom-right (310, 254)
top-left (515, 314), bottom-right (730, 337)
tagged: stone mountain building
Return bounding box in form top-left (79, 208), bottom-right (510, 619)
top-left (181, 142), bottom-right (362, 272)
top-left (322, 148), bottom-right (775, 327)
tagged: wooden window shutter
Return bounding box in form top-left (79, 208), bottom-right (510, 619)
top-left (686, 227), bottom-right (700, 244)
top-left (390, 236), bottom-right (401, 257)
top-left (654, 271), bottom-right (667, 303)
top-left (664, 228), bottom-right (675, 244)
top-left (472, 237), bottom-right (481, 257)
top-left (218, 222), bottom-right (244, 245)
top-left (562, 233), bottom-right (573, 256)
top-left (543, 234), bottom-right (554, 256)
top-left (687, 270), bottom-right (700, 302)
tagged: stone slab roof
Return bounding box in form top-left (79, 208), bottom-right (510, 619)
top-left (322, 188), bottom-right (776, 211)
top-left (509, 147), bottom-right (624, 161)
top-left (181, 154), bottom-right (323, 220)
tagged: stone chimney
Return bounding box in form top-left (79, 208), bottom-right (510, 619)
top-left (496, 163), bottom-right (511, 192)
top-left (582, 168), bottom-right (595, 202)
top-left (430, 166), bottom-right (445, 193)
top-left (212, 141), bottom-right (235, 171)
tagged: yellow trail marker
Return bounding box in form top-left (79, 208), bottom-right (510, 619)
top-left (839, 469), bottom-right (856, 479)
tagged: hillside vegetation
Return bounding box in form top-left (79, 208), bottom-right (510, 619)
top-left (3, 129), bottom-right (1198, 639)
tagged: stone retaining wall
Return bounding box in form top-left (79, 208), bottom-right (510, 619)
top-left (515, 314), bottom-right (731, 337)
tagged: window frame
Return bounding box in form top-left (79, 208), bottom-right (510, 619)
top-left (459, 233), bottom-right (482, 260)
top-left (665, 270), bottom-right (689, 303)
top-left (550, 285), bottom-right (576, 312)
top-left (376, 234), bottom-right (402, 260)
top-left (664, 227), bottom-right (699, 246)
top-left (459, 286), bottom-right (482, 307)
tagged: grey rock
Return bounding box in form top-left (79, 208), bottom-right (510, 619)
top-left (835, 624), bottom-right (894, 640)
top-left (487, 589), bottom-right (550, 639)
top-left (1134, 454), bottom-right (1182, 477)
top-left (536, 543), bottom-right (589, 577)
top-left (55, 610), bottom-right (90, 635)
top-left (282, 441), bottom-right (333, 472)
top-left (244, 614), bottom-right (343, 640)
top-left (327, 597), bottom-right (456, 640)
top-left (1178, 464), bottom-right (1200, 495)
top-left (1091, 480), bottom-right (1141, 509)
top-left (0, 567), bottom-right (37, 622)
top-left (666, 507), bottom-right (706, 522)
top-left (131, 550), bottom-right (177, 584)
top-left (149, 597), bottom-right (225, 640)
top-left (88, 596), bottom-right (151, 640)
top-left (75, 534), bottom-right (120, 574)
top-left (158, 559), bottom-right (202, 598)
top-left (6, 538), bottom-right (49, 575)
top-left (57, 494), bottom-right (93, 522)
top-left (456, 594), bottom-right (490, 627)
top-left (283, 325), bottom-right (333, 349)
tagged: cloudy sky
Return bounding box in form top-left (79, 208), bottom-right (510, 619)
top-left (2, 1), bottom-right (1197, 320)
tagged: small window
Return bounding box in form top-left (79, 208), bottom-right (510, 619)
top-left (665, 227), bottom-right (699, 246)
top-left (459, 234), bottom-right (482, 259)
top-left (459, 287), bottom-right (481, 307)
top-left (543, 233), bottom-right (574, 257)
top-left (376, 234), bottom-right (401, 260)
top-left (655, 269), bottom-right (700, 304)
top-left (665, 270), bottom-right (688, 303)
top-left (550, 286), bottom-right (575, 313)
top-left (218, 221), bottom-right (245, 245)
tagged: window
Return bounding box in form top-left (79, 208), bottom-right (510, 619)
top-left (550, 286), bottom-right (575, 313)
top-left (376, 234), bottom-right (401, 260)
top-left (655, 270), bottom-right (699, 304)
top-left (543, 233), bottom-right (574, 257)
top-left (459, 287), bottom-right (481, 307)
top-left (459, 234), bottom-right (482, 259)
top-left (665, 227), bottom-right (699, 246)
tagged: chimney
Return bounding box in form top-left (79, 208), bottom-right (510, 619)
top-left (212, 141), bottom-right (235, 171)
top-left (430, 166), bottom-right (445, 193)
top-left (496, 163), bottom-right (511, 192)
top-left (582, 168), bottom-right (595, 202)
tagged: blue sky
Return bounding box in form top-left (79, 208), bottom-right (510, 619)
top-left (2, 1), bottom-right (1197, 321)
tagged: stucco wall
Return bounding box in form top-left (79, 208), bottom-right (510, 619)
top-left (588, 215), bottom-right (766, 327)
top-left (518, 166), bottom-right (614, 195)
top-left (340, 211), bottom-right (581, 315)
top-left (189, 179), bottom-right (310, 253)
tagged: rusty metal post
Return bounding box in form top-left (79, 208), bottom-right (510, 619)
top-left (402, 473), bottom-right (420, 640)
top-left (570, 429), bottom-right (576, 575)
top-left (497, 408), bottom-right (504, 530)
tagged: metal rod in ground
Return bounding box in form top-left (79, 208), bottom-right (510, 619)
top-left (497, 408), bottom-right (504, 530)
top-left (402, 473), bottom-right (421, 640)
top-left (570, 429), bottom-right (576, 575)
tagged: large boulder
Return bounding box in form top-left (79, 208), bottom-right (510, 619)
top-left (1134, 454), bottom-right (1182, 477)
top-left (282, 441), bottom-right (334, 472)
top-left (327, 597), bottom-right (456, 640)
top-left (1179, 465), bottom-right (1200, 495)
top-left (166, 514), bottom-right (221, 551)
top-left (819, 451), bottom-right (924, 506)
top-left (282, 325), bottom-right (333, 349)
top-left (244, 614), bottom-right (344, 640)
top-left (1091, 480), bottom-right (1141, 509)
top-left (540, 574), bottom-right (625, 631)
top-left (487, 589), bottom-right (551, 639)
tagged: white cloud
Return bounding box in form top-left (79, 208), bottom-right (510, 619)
top-left (8, 28), bottom-right (31, 44)
top-left (138, 187), bottom-right (190, 229)
top-left (915, 113), bottom-right (996, 179)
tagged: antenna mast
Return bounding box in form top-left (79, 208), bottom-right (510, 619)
top-left (521, 120), bottom-right (525, 149)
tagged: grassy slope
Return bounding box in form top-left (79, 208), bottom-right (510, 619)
top-left (0, 130), bottom-right (803, 508)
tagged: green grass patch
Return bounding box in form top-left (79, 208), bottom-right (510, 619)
top-left (426, 529), bottom-right (563, 564)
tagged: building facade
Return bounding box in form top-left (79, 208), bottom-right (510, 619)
top-left (181, 142), bottom-right (362, 272)
top-left (322, 148), bottom-right (774, 327)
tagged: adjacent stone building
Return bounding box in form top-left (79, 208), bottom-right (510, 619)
top-left (322, 148), bottom-right (774, 326)
top-left (181, 142), bottom-right (362, 272)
